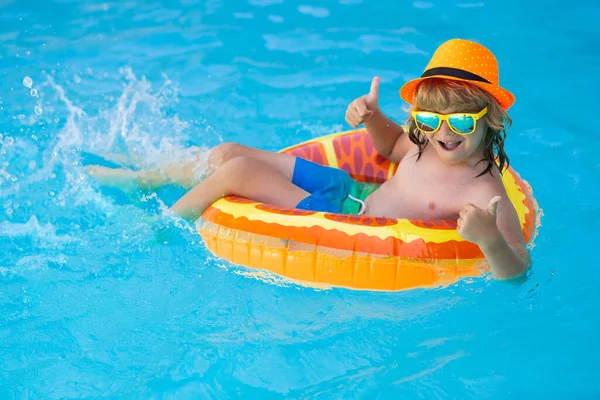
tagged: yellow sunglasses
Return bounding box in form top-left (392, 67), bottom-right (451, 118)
top-left (412, 107), bottom-right (488, 135)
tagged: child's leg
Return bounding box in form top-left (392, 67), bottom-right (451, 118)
top-left (207, 142), bottom-right (295, 179)
top-left (88, 142), bottom-right (296, 191)
top-left (87, 153), bottom-right (208, 191)
top-left (170, 156), bottom-right (308, 221)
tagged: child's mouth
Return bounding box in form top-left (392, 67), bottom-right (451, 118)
top-left (438, 140), bottom-right (462, 151)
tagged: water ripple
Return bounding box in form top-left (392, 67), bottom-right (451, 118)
top-left (263, 31), bottom-right (428, 55)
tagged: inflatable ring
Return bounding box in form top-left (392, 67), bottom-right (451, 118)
top-left (198, 129), bottom-right (538, 291)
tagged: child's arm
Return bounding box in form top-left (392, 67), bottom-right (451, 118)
top-left (364, 110), bottom-right (412, 163)
top-left (345, 77), bottom-right (413, 163)
top-left (458, 195), bottom-right (531, 280)
top-left (479, 231), bottom-right (530, 279)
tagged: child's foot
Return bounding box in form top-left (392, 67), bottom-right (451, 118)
top-left (87, 165), bottom-right (140, 192)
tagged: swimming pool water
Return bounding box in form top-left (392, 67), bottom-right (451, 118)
top-left (1, 0), bottom-right (599, 398)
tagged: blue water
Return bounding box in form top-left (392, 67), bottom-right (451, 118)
top-left (1, 0), bottom-right (599, 398)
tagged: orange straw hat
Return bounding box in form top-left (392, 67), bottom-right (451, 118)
top-left (399, 38), bottom-right (515, 110)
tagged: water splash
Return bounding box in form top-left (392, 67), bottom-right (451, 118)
top-left (84, 68), bottom-right (207, 171)
top-left (1, 68), bottom-right (212, 215)
top-left (0, 215), bottom-right (76, 247)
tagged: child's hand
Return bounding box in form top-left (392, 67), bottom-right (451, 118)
top-left (345, 76), bottom-right (380, 128)
top-left (457, 196), bottom-right (503, 249)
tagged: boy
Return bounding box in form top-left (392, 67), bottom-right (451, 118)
top-left (89, 38), bottom-right (530, 279)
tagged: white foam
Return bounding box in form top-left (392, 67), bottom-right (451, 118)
top-left (0, 216), bottom-right (76, 247)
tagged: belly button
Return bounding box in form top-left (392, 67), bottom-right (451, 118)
top-left (428, 202), bottom-right (436, 210)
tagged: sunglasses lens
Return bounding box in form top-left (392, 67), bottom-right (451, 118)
top-left (414, 113), bottom-right (439, 132)
top-left (448, 115), bottom-right (476, 134)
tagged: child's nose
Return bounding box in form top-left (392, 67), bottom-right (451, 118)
top-left (438, 120), bottom-right (452, 134)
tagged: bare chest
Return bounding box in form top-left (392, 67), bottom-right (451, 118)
top-left (365, 150), bottom-right (476, 219)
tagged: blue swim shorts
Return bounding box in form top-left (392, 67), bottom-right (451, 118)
top-left (292, 157), bottom-right (380, 215)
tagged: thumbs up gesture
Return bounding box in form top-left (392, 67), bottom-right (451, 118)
top-left (345, 76), bottom-right (380, 128)
top-left (457, 196), bottom-right (503, 248)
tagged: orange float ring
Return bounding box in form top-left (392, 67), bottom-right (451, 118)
top-left (198, 129), bottom-right (539, 291)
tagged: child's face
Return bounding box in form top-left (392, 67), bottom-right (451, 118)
top-left (421, 106), bottom-right (487, 165)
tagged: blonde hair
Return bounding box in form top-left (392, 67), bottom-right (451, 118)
top-left (405, 78), bottom-right (512, 177)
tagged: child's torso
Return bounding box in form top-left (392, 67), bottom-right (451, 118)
top-left (363, 145), bottom-right (500, 219)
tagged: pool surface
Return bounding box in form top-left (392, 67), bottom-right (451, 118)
top-left (1, 0), bottom-right (599, 398)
